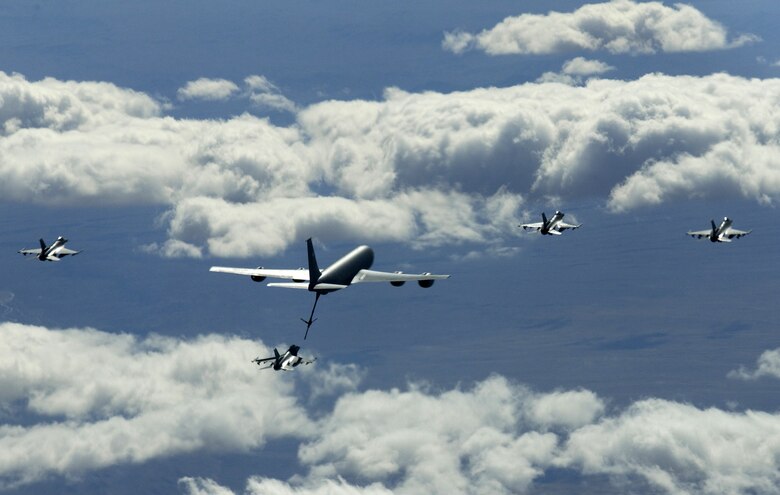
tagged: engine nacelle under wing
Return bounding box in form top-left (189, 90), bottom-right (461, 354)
top-left (418, 273), bottom-right (434, 288)
top-left (391, 271), bottom-right (405, 287)
top-left (251, 267), bottom-right (266, 282)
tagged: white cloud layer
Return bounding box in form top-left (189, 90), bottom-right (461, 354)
top-left (537, 57), bottom-right (615, 85)
top-left (729, 348), bottom-right (780, 380)
top-left (175, 75), bottom-right (297, 112)
top-left (0, 322), bottom-right (314, 488)
top-left (443, 0), bottom-right (758, 56)
top-left (179, 377), bottom-right (780, 495)
top-left (178, 78), bottom-right (241, 101)
top-left (562, 57), bottom-right (615, 76)
top-left (4, 323), bottom-right (780, 494)
top-left (2, 70), bottom-right (780, 257)
top-left (245, 75), bottom-right (297, 113)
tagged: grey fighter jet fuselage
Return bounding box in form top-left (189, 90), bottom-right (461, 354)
top-left (18, 236), bottom-right (81, 261)
top-left (688, 217), bottom-right (751, 243)
top-left (253, 345), bottom-right (315, 371)
top-left (520, 211), bottom-right (581, 236)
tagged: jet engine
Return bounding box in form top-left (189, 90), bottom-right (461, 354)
top-left (418, 273), bottom-right (434, 288)
top-left (391, 271), bottom-right (405, 287)
top-left (251, 267), bottom-right (266, 282)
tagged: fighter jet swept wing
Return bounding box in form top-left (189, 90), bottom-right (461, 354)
top-left (688, 217), bottom-right (751, 243)
top-left (18, 236), bottom-right (81, 261)
top-left (252, 345), bottom-right (316, 371)
top-left (520, 211), bottom-right (581, 236)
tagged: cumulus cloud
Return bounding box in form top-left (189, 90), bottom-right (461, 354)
top-left (537, 57), bottom-right (615, 85)
top-left (562, 57), bottom-right (615, 76)
top-left (182, 476), bottom-right (395, 495)
top-left (5, 323), bottom-right (780, 494)
top-left (2, 70), bottom-right (780, 257)
top-left (297, 379), bottom-right (560, 494)
top-left (443, 0), bottom-right (758, 56)
top-left (561, 399), bottom-right (780, 494)
top-left (0, 322), bottom-right (314, 488)
top-left (175, 75), bottom-right (296, 112)
top-left (179, 477), bottom-right (239, 495)
top-left (245, 75), bottom-right (297, 113)
top-left (729, 348), bottom-right (780, 380)
top-left (304, 362), bottom-right (365, 400)
top-left (178, 376), bottom-right (780, 495)
top-left (178, 78), bottom-right (241, 101)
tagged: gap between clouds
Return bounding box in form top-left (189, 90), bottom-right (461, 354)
top-left (2, 70), bottom-right (780, 258)
top-left (2, 323), bottom-right (780, 494)
top-left (443, 0), bottom-right (758, 56)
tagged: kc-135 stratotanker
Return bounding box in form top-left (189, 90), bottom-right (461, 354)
top-left (211, 238), bottom-right (450, 338)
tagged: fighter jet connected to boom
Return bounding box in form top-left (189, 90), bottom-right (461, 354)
top-left (252, 345), bottom-right (315, 371)
top-left (210, 238), bottom-right (450, 338)
top-left (520, 211), bottom-right (581, 235)
top-left (687, 217), bottom-right (751, 243)
top-left (18, 236), bottom-right (81, 261)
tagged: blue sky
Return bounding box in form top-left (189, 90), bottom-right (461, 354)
top-left (1, 1), bottom-right (780, 494)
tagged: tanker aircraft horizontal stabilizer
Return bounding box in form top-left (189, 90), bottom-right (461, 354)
top-left (520, 211), bottom-right (581, 235)
top-left (252, 345), bottom-right (315, 371)
top-left (18, 236), bottom-right (81, 261)
top-left (210, 238), bottom-right (450, 338)
top-left (688, 217), bottom-right (751, 243)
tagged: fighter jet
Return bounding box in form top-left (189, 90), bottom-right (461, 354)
top-left (18, 236), bottom-right (81, 261)
top-left (210, 238), bottom-right (450, 338)
top-left (253, 345), bottom-right (315, 371)
top-left (520, 211), bottom-right (581, 235)
top-left (688, 217), bottom-right (751, 243)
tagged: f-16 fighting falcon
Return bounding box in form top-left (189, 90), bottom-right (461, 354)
top-left (253, 345), bottom-right (315, 371)
top-left (520, 211), bottom-right (582, 236)
top-left (210, 238), bottom-right (450, 339)
top-left (18, 236), bottom-right (81, 261)
top-left (687, 217), bottom-right (751, 243)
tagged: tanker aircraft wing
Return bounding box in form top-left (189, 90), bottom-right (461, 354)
top-left (210, 238), bottom-right (450, 338)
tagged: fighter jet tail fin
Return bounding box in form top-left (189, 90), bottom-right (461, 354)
top-left (541, 212), bottom-right (548, 225)
top-left (39, 239), bottom-right (46, 251)
top-left (274, 348), bottom-right (280, 359)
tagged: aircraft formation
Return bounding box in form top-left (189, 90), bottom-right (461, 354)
top-left (17, 212), bottom-right (752, 371)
